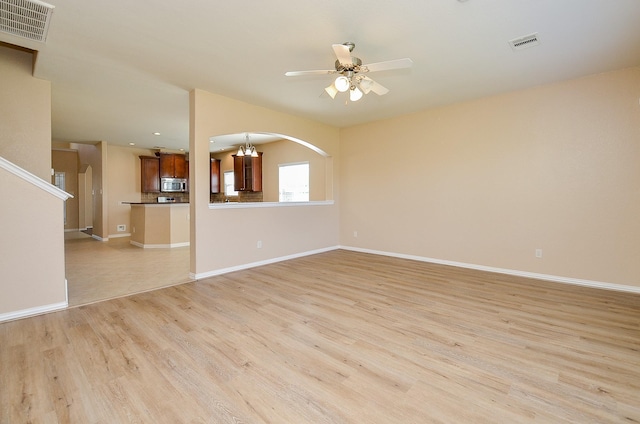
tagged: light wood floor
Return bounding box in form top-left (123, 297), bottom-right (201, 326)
top-left (1, 250), bottom-right (639, 423)
top-left (64, 232), bottom-right (191, 306)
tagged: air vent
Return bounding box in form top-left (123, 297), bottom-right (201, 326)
top-left (0, 0), bottom-right (55, 43)
top-left (508, 33), bottom-right (539, 51)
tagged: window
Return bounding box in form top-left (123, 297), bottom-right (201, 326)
top-left (224, 171), bottom-right (238, 196)
top-left (279, 162), bottom-right (309, 202)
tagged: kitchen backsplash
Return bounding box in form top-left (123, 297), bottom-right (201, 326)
top-left (140, 191), bottom-right (263, 203)
top-left (141, 192), bottom-right (189, 203)
top-left (210, 191), bottom-right (263, 203)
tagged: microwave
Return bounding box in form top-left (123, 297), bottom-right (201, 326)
top-left (161, 178), bottom-right (187, 193)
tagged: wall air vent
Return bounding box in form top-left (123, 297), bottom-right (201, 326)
top-left (0, 0), bottom-right (54, 43)
top-left (508, 33), bottom-right (539, 51)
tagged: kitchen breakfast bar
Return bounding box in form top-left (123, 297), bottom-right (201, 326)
top-left (128, 202), bottom-right (190, 248)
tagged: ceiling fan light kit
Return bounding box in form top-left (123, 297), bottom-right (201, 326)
top-left (349, 86), bottom-right (363, 102)
top-left (285, 42), bottom-right (413, 103)
top-left (334, 76), bottom-right (350, 92)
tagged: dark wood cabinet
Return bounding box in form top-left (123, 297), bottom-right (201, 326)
top-left (210, 158), bottom-right (221, 194)
top-left (233, 152), bottom-right (262, 192)
top-left (159, 153), bottom-right (187, 179)
top-left (140, 156), bottom-right (160, 193)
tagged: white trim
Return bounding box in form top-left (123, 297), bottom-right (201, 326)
top-left (340, 246), bottom-right (640, 294)
top-left (92, 234), bottom-right (108, 242)
top-left (191, 246), bottom-right (340, 280)
top-left (209, 200), bottom-right (334, 209)
top-left (130, 241), bottom-right (190, 249)
top-left (0, 156), bottom-right (73, 200)
top-left (108, 233), bottom-right (131, 239)
top-left (253, 132), bottom-right (330, 157)
top-left (0, 301), bottom-right (67, 323)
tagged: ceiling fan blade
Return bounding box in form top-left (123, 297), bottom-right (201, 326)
top-left (285, 69), bottom-right (336, 77)
top-left (332, 44), bottom-right (353, 66)
top-left (362, 58), bottom-right (413, 73)
top-left (360, 76), bottom-right (389, 96)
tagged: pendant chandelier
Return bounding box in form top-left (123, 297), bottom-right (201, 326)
top-left (237, 133), bottom-right (258, 157)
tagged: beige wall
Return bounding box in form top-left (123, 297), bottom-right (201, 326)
top-left (0, 45), bottom-right (51, 181)
top-left (190, 90), bottom-right (340, 276)
top-left (0, 170), bottom-right (67, 317)
top-left (340, 67), bottom-right (640, 287)
top-left (261, 139), bottom-right (326, 202)
top-left (52, 149), bottom-right (79, 230)
top-left (0, 44), bottom-right (68, 319)
top-left (78, 164), bottom-right (93, 230)
top-left (106, 144), bottom-right (156, 237)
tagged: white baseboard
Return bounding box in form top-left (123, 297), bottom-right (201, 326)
top-left (0, 301), bottom-right (68, 323)
top-left (340, 246), bottom-right (640, 294)
top-left (109, 233), bottom-right (131, 239)
top-left (191, 246), bottom-right (340, 280)
top-left (92, 234), bottom-right (108, 242)
top-left (130, 240), bottom-right (190, 249)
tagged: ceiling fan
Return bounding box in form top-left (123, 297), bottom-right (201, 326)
top-left (285, 42), bottom-right (413, 102)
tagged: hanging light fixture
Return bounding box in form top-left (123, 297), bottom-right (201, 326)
top-left (237, 133), bottom-right (258, 157)
top-left (325, 83), bottom-right (339, 99)
top-left (349, 85), bottom-right (363, 102)
top-left (326, 73), bottom-right (366, 102)
top-left (334, 76), bottom-right (350, 92)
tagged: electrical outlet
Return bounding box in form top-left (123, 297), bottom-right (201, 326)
top-left (117, 225), bottom-right (126, 232)
top-left (257, 240), bottom-right (262, 249)
top-left (353, 231), bottom-right (358, 238)
top-left (535, 249), bottom-right (543, 258)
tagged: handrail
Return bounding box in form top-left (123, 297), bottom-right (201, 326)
top-left (0, 156), bottom-right (73, 200)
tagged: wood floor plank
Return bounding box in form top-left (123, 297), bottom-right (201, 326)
top-left (2, 249), bottom-right (640, 423)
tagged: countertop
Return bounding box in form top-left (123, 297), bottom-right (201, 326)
top-left (125, 201), bottom-right (189, 205)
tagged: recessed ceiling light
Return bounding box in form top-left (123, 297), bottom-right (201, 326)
top-left (153, 132), bottom-right (161, 136)
top-left (129, 142), bottom-right (135, 146)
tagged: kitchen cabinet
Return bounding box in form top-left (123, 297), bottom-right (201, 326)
top-left (159, 153), bottom-right (187, 179)
top-left (233, 152), bottom-right (262, 192)
top-left (210, 158), bottom-right (221, 194)
top-left (140, 155), bottom-right (160, 193)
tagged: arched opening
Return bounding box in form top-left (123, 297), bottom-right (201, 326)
top-left (208, 132), bottom-right (333, 204)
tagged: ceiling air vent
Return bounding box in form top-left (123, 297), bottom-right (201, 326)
top-left (0, 0), bottom-right (55, 43)
top-left (508, 33), bottom-right (539, 51)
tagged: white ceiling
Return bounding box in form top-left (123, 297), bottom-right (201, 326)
top-left (2, 0), bottom-right (640, 152)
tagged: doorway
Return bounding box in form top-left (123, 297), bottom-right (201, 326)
top-left (57, 144), bottom-right (192, 307)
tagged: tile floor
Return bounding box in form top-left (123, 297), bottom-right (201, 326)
top-left (64, 232), bottom-right (191, 306)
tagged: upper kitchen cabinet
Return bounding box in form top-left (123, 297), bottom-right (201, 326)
top-left (159, 153), bottom-right (187, 179)
top-left (140, 155), bottom-right (160, 193)
top-left (233, 153), bottom-right (262, 192)
top-left (210, 157), bottom-right (221, 194)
